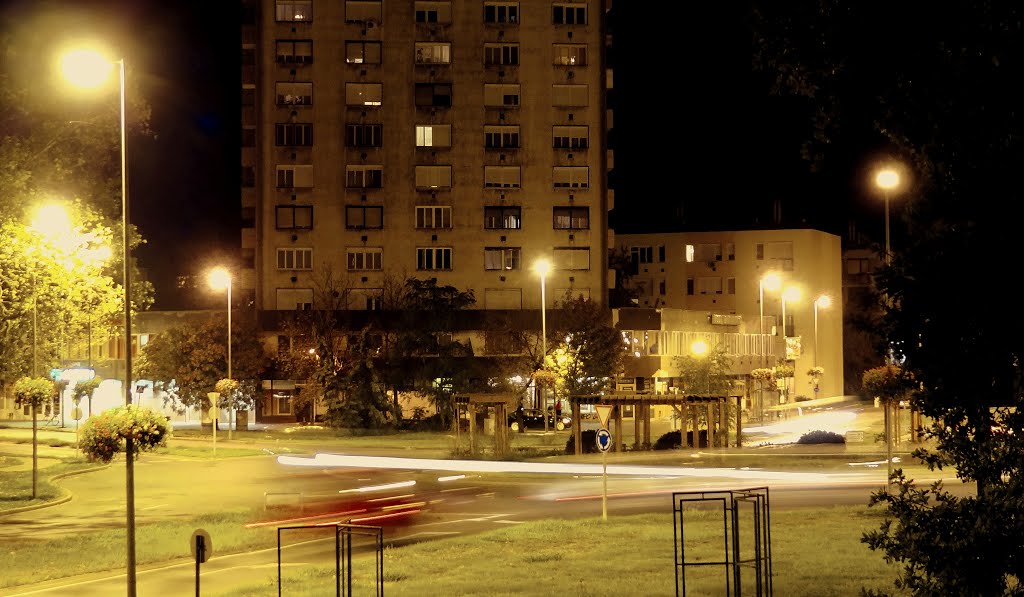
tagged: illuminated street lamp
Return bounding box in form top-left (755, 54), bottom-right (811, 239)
top-left (780, 286), bottom-right (801, 402)
top-left (874, 167), bottom-right (901, 266)
top-left (208, 266), bottom-right (233, 439)
top-left (534, 259), bottom-right (551, 432)
top-left (59, 46), bottom-right (137, 595)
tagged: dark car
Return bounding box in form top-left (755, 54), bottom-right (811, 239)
top-left (509, 408), bottom-right (572, 432)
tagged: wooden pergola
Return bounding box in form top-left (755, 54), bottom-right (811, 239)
top-left (569, 392), bottom-right (745, 455)
top-left (452, 393), bottom-right (515, 458)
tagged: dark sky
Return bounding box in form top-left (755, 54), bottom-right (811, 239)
top-left (2, 2), bottom-right (879, 310)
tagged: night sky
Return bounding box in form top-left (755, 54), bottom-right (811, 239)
top-left (3, 2), bottom-right (881, 310)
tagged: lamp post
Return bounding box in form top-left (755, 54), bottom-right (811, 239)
top-left (208, 267), bottom-right (233, 439)
top-left (759, 271), bottom-right (782, 362)
top-left (780, 286), bottom-right (801, 403)
top-left (534, 259), bottom-right (551, 433)
top-left (874, 165), bottom-right (901, 488)
top-left (60, 47), bottom-right (136, 595)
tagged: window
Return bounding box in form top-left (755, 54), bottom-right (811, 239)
top-left (553, 206), bottom-right (589, 229)
top-left (727, 278), bottom-right (736, 295)
top-left (415, 83), bottom-right (453, 107)
top-left (552, 2), bottom-right (587, 25)
top-left (275, 123), bottom-right (313, 146)
top-left (346, 165), bottom-right (383, 188)
top-left (658, 245), bottom-right (666, 262)
top-left (484, 43), bottom-right (519, 66)
top-left (276, 288), bottom-right (313, 310)
top-left (345, 1), bottom-right (382, 23)
top-left (726, 242), bottom-right (736, 261)
top-left (346, 205), bottom-right (383, 229)
top-left (347, 247), bottom-right (383, 271)
top-left (552, 125), bottom-right (588, 149)
top-left (242, 127), bottom-right (256, 147)
top-left (276, 1), bottom-right (312, 22)
top-left (241, 165), bottom-right (255, 187)
top-left (346, 83), bottom-right (383, 106)
top-left (242, 207), bottom-right (256, 228)
top-left (276, 40), bottom-right (313, 63)
top-left (484, 247), bottom-right (521, 270)
top-left (415, 42), bottom-right (451, 64)
top-left (630, 246), bottom-right (653, 264)
top-left (345, 41), bottom-right (382, 64)
top-left (276, 82), bottom-right (312, 106)
top-left (484, 206), bottom-right (521, 229)
top-left (551, 84), bottom-right (588, 107)
top-left (276, 165), bottom-right (314, 188)
top-left (415, 1), bottom-right (453, 23)
top-left (484, 84), bottom-right (521, 107)
top-left (686, 243), bottom-right (722, 262)
top-left (484, 1), bottom-right (519, 24)
top-left (277, 247), bottom-right (313, 270)
top-left (553, 247), bottom-right (590, 270)
top-left (416, 124), bottom-right (452, 147)
top-left (276, 392), bottom-right (294, 414)
top-left (762, 241), bottom-right (795, 271)
top-left (416, 206), bottom-right (452, 228)
top-left (415, 166), bottom-right (453, 189)
top-left (846, 258), bottom-right (871, 274)
top-left (484, 125), bottom-right (520, 149)
top-left (484, 166), bottom-right (521, 188)
top-left (553, 43), bottom-right (587, 65)
top-left (346, 124), bottom-right (383, 147)
top-left (276, 205), bottom-right (313, 229)
top-left (553, 166), bottom-right (589, 188)
top-left (697, 277), bottom-right (723, 295)
top-left (686, 278), bottom-right (695, 296)
top-left (659, 280), bottom-right (666, 295)
top-left (417, 247), bottom-right (452, 270)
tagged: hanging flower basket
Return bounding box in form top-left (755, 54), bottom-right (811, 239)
top-left (79, 404), bottom-right (172, 463)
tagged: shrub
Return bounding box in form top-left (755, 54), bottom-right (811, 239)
top-left (79, 405), bottom-right (172, 463)
top-left (653, 429), bottom-right (710, 450)
top-left (796, 430), bottom-right (846, 445)
top-left (565, 429), bottom-right (599, 454)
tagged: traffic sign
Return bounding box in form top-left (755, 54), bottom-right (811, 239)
top-left (71, 407), bottom-right (83, 421)
top-left (596, 428), bottom-right (612, 452)
top-left (595, 404), bottom-right (613, 428)
top-left (191, 528), bottom-right (212, 563)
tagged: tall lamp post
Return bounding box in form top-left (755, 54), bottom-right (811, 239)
top-left (208, 267), bottom-right (233, 439)
top-left (59, 47), bottom-right (136, 595)
top-left (758, 271), bottom-right (782, 362)
top-left (874, 165), bottom-right (902, 488)
top-left (780, 286), bottom-right (801, 403)
top-left (534, 259), bottom-right (551, 433)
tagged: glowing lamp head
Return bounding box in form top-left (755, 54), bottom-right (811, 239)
top-left (782, 286), bottom-right (802, 304)
top-left (60, 48), bottom-right (114, 89)
top-left (533, 259), bottom-right (551, 277)
top-left (207, 266), bottom-right (231, 291)
top-left (815, 295), bottom-right (832, 309)
top-left (690, 339), bottom-right (708, 357)
top-left (875, 168), bottom-right (900, 191)
top-left (761, 271), bottom-right (782, 292)
top-left (30, 203), bottom-right (72, 239)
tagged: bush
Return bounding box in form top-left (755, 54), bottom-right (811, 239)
top-left (565, 429), bottom-right (599, 454)
top-left (796, 430), bottom-right (846, 445)
top-left (653, 430), bottom-right (710, 450)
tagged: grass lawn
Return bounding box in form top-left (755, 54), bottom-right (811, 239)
top-left (0, 504), bottom-right (903, 596)
top-left (0, 456), bottom-right (107, 509)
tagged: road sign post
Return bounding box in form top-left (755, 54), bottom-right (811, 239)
top-left (191, 528), bottom-right (212, 597)
top-left (596, 428), bottom-right (612, 521)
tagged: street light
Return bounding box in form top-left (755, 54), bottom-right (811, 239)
top-left (59, 46), bottom-right (137, 595)
top-left (208, 266), bottom-right (233, 439)
top-left (534, 259), bottom-right (551, 433)
top-left (874, 167), bottom-right (901, 266)
top-left (780, 286), bottom-right (801, 402)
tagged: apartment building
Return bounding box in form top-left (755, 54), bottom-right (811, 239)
top-left (240, 0), bottom-right (613, 322)
top-left (613, 229), bottom-right (844, 401)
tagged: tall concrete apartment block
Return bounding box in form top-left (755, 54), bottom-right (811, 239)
top-left (240, 0), bottom-right (613, 315)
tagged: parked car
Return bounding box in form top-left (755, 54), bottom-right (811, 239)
top-left (508, 408), bottom-right (572, 432)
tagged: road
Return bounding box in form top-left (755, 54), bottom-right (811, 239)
top-left (0, 444), bottom-right (975, 596)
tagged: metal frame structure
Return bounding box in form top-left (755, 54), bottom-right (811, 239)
top-left (277, 523), bottom-right (384, 596)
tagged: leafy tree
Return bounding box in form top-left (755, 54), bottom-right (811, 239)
top-left (754, 3), bottom-right (1024, 594)
top-left (547, 293), bottom-right (624, 397)
top-left (135, 312), bottom-right (266, 413)
top-left (674, 343), bottom-right (734, 397)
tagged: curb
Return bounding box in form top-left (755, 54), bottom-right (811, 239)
top-left (0, 463), bottom-right (110, 518)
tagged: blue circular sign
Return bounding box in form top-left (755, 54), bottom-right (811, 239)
top-left (596, 428), bottom-right (612, 452)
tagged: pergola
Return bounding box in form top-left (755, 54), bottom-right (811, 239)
top-left (452, 393), bottom-right (515, 458)
top-left (568, 392), bottom-right (745, 455)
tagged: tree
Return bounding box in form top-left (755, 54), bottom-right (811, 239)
top-left (674, 343), bottom-right (734, 397)
top-left (546, 293), bottom-right (624, 398)
top-left (135, 312), bottom-right (266, 413)
top-left (754, 3), bottom-right (1024, 594)
top-left (13, 376), bottom-right (55, 499)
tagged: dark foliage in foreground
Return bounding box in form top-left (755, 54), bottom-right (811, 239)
top-left (796, 430), bottom-right (845, 445)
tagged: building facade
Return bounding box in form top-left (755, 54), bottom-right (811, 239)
top-left (613, 228), bottom-right (844, 402)
top-left (240, 0), bottom-right (614, 316)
